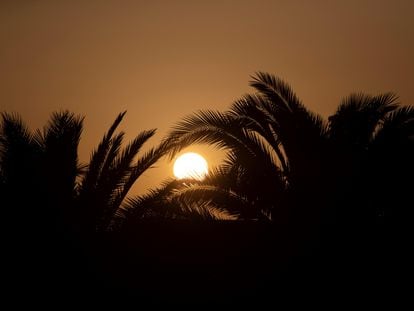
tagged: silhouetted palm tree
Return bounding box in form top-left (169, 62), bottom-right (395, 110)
top-left (166, 72), bottom-right (329, 226)
top-left (165, 72), bottom-right (414, 228)
top-left (0, 111), bottom-right (173, 234)
top-left (35, 112), bottom-right (84, 227)
top-left (0, 110), bottom-right (182, 299)
top-left (0, 111), bottom-right (86, 290)
top-left (328, 94), bottom-right (414, 225)
top-left (0, 111), bottom-right (83, 233)
top-left (75, 111), bottom-right (172, 232)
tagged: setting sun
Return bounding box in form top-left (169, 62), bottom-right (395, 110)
top-left (173, 152), bottom-right (208, 180)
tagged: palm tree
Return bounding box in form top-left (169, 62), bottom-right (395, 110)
top-left (34, 112), bottom-right (85, 228)
top-left (328, 94), bottom-right (414, 225)
top-left (75, 111), bottom-right (173, 232)
top-left (0, 112), bottom-right (41, 194)
top-left (163, 72), bottom-right (413, 228)
top-left (0, 111), bottom-right (172, 234)
top-left (0, 110), bottom-right (180, 296)
top-left (0, 111), bottom-right (83, 233)
top-left (0, 111), bottom-right (86, 289)
top-left (163, 72), bottom-right (330, 229)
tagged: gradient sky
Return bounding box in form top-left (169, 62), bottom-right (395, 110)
top-left (1, 0), bottom-right (413, 194)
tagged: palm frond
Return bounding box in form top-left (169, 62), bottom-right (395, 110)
top-left (250, 71), bottom-right (303, 112)
top-left (170, 183), bottom-right (266, 220)
top-left (0, 112), bottom-right (40, 184)
top-left (98, 129), bottom-right (157, 229)
top-left (167, 110), bottom-right (255, 158)
top-left (113, 178), bottom-right (179, 227)
top-left (111, 129), bottom-right (156, 177)
top-left (372, 105), bottom-right (414, 146)
top-left (39, 112), bottom-right (84, 205)
top-left (96, 132), bottom-right (125, 185)
top-left (116, 176), bottom-right (240, 229)
top-left (109, 136), bottom-right (172, 227)
top-left (0, 112), bottom-right (34, 154)
top-left (249, 73), bottom-right (328, 173)
top-left (230, 94), bottom-right (288, 171)
top-left (329, 93), bottom-right (399, 147)
top-left (81, 111), bottom-right (126, 193)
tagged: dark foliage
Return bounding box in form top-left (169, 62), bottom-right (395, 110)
top-left (1, 72), bottom-right (412, 305)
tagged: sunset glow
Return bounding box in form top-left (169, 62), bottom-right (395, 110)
top-left (173, 152), bottom-right (208, 180)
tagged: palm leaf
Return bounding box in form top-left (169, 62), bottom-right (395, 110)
top-left (372, 105), bottom-right (414, 147)
top-left (329, 93), bottom-right (399, 147)
top-left (168, 110), bottom-right (256, 158)
top-left (117, 178), bottom-right (237, 229)
top-left (98, 129), bottom-right (157, 230)
top-left (0, 112), bottom-right (40, 185)
top-left (81, 111), bottom-right (126, 193)
top-left (250, 71), bottom-right (303, 112)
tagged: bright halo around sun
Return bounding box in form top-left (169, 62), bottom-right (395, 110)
top-left (173, 152), bottom-right (208, 180)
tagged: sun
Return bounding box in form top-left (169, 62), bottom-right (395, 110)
top-left (173, 152), bottom-right (208, 180)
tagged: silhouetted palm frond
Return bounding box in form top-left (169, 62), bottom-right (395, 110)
top-left (97, 132), bottom-right (125, 185)
top-left (116, 178), bottom-right (235, 230)
top-left (0, 111), bottom-right (86, 235)
top-left (0, 112), bottom-right (36, 159)
top-left (230, 94), bottom-right (288, 172)
top-left (110, 138), bottom-right (173, 216)
top-left (33, 111), bottom-right (84, 201)
top-left (250, 71), bottom-right (303, 112)
top-left (98, 129), bottom-right (157, 230)
top-left (80, 111), bottom-right (126, 194)
top-left (168, 110), bottom-right (255, 157)
top-left (371, 105), bottom-right (414, 147)
top-left (250, 72), bottom-right (328, 182)
top-left (76, 112), bottom-right (171, 232)
top-left (329, 93), bottom-right (399, 148)
top-left (169, 182), bottom-right (261, 220)
top-left (0, 112), bottom-right (40, 188)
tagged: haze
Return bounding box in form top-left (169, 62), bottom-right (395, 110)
top-left (1, 0), bottom-right (413, 193)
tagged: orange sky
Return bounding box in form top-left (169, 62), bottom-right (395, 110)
top-left (1, 0), bottom-right (413, 194)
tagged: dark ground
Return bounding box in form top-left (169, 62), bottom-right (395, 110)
top-left (4, 219), bottom-right (410, 307)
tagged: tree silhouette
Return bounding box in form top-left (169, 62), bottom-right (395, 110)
top-left (0, 111), bottom-right (86, 295)
top-left (0, 111), bottom-right (173, 234)
top-left (0, 111), bottom-right (83, 234)
top-left (163, 72), bottom-right (413, 230)
top-left (328, 94), bottom-right (414, 226)
top-left (0, 110), bottom-right (179, 300)
top-left (165, 72), bottom-right (329, 229)
top-left (2, 73), bottom-right (412, 303)
top-left (75, 111), bottom-right (173, 232)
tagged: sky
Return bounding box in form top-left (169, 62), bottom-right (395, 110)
top-left (1, 0), bottom-right (413, 195)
